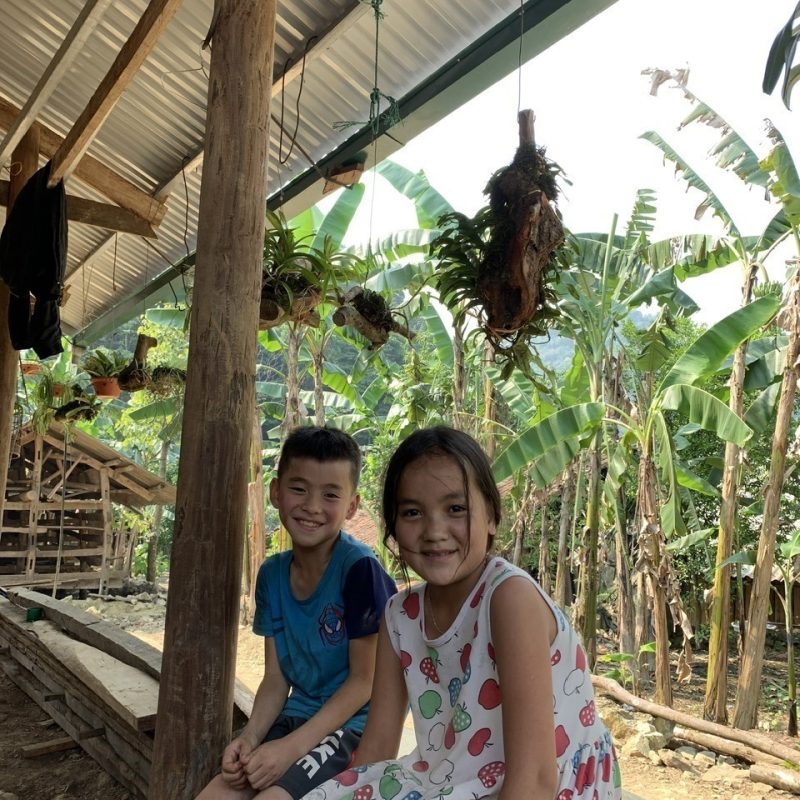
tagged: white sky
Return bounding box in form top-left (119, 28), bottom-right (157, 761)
top-left (327, 0), bottom-right (798, 325)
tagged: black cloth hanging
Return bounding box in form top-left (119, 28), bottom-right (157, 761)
top-left (0, 160), bottom-right (67, 358)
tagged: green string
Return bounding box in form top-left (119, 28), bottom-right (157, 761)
top-left (333, 0), bottom-right (401, 133)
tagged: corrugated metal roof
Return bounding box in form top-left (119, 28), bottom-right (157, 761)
top-left (0, 0), bottom-right (614, 343)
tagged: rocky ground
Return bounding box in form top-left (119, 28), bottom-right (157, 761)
top-left (0, 588), bottom-right (797, 800)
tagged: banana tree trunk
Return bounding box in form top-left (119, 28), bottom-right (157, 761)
top-left (638, 451), bottom-right (673, 707)
top-left (282, 324), bottom-right (303, 436)
top-left (574, 429), bottom-right (602, 667)
top-left (511, 478), bottom-right (536, 567)
top-left (554, 466), bottom-right (575, 607)
top-left (452, 317), bottom-right (466, 431)
top-left (146, 439), bottom-right (171, 583)
top-left (482, 341), bottom-right (496, 460)
top-left (705, 262), bottom-right (757, 723)
top-left (734, 272), bottom-right (800, 729)
top-left (785, 574), bottom-right (797, 736)
top-left (614, 487), bottom-right (636, 663)
top-left (538, 499), bottom-right (551, 594)
top-left (312, 346), bottom-right (325, 426)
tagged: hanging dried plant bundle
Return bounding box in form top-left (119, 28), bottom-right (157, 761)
top-left (479, 110), bottom-right (564, 335)
top-left (333, 287), bottom-right (415, 350)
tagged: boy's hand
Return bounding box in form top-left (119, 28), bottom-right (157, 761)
top-left (243, 738), bottom-right (299, 790)
top-left (221, 736), bottom-right (256, 789)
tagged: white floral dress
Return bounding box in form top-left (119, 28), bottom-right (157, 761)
top-left (307, 557), bottom-right (621, 800)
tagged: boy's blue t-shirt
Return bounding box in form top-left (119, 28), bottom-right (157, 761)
top-left (253, 531), bottom-right (396, 731)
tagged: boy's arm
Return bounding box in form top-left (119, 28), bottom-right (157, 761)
top-left (491, 578), bottom-right (558, 800)
top-left (238, 636), bottom-right (289, 747)
top-left (243, 633), bottom-right (379, 790)
top-left (349, 615), bottom-right (407, 765)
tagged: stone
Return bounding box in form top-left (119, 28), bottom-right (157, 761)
top-left (621, 733), bottom-right (652, 759)
top-left (675, 745), bottom-right (698, 758)
top-left (694, 750), bottom-right (716, 768)
top-left (699, 763), bottom-right (746, 785)
top-left (658, 748), bottom-right (699, 774)
top-left (600, 705), bottom-right (638, 742)
top-left (0, 792), bottom-right (19, 800)
top-left (648, 750), bottom-right (663, 766)
top-left (717, 755), bottom-right (736, 765)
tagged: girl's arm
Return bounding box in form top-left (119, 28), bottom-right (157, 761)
top-left (350, 614), bottom-right (408, 765)
top-left (491, 577), bottom-right (559, 800)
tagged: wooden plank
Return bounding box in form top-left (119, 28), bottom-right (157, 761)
top-left (0, 604), bottom-right (155, 760)
top-left (4, 501), bottom-right (105, 511)
top-left (0, 656), bottom-right (148, 797)
top-left (0, 0), bottom-right (114, 167)
top-left (98, 468), bottom-right (112, 596)
top-left (0, 181), bottom-right (157, 237)
top-left (0, 96), bottom-right (166, 225)
top-left (48, 0), bottom-right (185, 186)
top-left (21, 735), bottom-right (79, 758)
top-left (26, 437), bottom-right (43, 580)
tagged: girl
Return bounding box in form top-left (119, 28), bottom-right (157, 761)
top-left (310, 426), bottom-right (620, 800)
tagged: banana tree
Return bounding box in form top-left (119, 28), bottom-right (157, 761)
top-left (494, 297), bottom-right (780, 704)
top-left (552, 186), bottom-right (731, 665)
top-left (642, 75), bottom-right (794, 721)
top-left (734, 137), bottom-right (800, 726)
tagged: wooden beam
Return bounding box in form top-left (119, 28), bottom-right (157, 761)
top-left (0, 126), bottom-right (39, 533)
top-left (149, 0), bottom-right (277, 795)
top-left (0, 0), bottom-right (114, 168)
top-left (0, 97), bottom-right (166, 226)
top-left (0, 180), bottom-right (156, 237)
top-left (48, 0), bottom-right (185, 187)
top-left (21, 735), bottom-right (79, 758)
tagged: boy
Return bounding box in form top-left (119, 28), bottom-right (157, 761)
top-left (197, 426), bottom-right (396, 800)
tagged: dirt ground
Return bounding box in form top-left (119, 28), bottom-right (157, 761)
top-left (0, 593), bottom-right (797, 800)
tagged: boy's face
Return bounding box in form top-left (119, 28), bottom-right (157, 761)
top-left (270, 457), bottom-right (359, 551)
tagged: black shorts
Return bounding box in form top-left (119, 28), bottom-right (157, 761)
top-left (264, 715), bottom-right (361, 800)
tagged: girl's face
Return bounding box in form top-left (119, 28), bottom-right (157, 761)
top-left (393, 453), bottom-right (496, 589)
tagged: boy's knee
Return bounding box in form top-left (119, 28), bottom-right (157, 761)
top-left (254, 787), bottom-right (292, 800)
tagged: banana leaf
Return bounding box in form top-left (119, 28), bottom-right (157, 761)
top-left (659, 295), bottom-right (780, 391)
top-left (311, 183), bottom-right (365, 251)
top-left (654, 412), bottom-right (686, 538)
top-left (374, 160), bottom-right (454, 229)
top-left (492, 402), bottom-right (604, 482)
top-left (639, 131), bottom-right (737, 233)
top-left (744, 382), bottom-right (783, 435)
top-left (661, 384), bottom-right (752, 446)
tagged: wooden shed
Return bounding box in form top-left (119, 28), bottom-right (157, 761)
top-left (2, 420), bottom-right (174, 592)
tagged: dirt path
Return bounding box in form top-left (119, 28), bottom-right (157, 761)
top-left (0, 595), bottom-right (796, 800)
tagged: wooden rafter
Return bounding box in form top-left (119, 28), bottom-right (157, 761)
top-left (47, 0), bottom-right (185, 187)
top-left (0, 180), bottom-right (156, 238)
top-left (67, 2), bottom-right (369, 285)
top-left (0, 97), bottom-right (166, 226)
top-left (0, 0), bottom-right (114, 168)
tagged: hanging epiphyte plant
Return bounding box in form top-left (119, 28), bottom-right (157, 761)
top-left (432, 110), bottom-right (566, 377)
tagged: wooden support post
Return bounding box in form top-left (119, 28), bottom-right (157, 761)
top-left (148, 2), bottom-right (277, 798)
top-left (26, 436), bottom-right (44, 580)
top-left (0, 126), bottom-right (39, 531)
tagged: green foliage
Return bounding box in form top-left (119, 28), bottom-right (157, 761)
top-left (764, 2), bottom-right (800, 108)
top-left (81, 348), bottom-right (128, 378)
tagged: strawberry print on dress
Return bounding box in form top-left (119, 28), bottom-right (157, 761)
top-left (308, 558), bottom-right (621, 800)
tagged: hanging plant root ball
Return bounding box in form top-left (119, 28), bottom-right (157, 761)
top-left (351, 288), bottom-right (395, 330)
top-left (478, 142), bottom-right (564, 338)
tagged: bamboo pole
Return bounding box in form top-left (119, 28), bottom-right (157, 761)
top-left (148, 1), bottom-right (277, 797)
top-left (0, 125), bottom-right (39, 530)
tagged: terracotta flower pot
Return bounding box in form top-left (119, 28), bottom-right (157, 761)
top-left (20, 361), bottom-right (41, 376)
top-left (90, 376), bottom-right (122, 399)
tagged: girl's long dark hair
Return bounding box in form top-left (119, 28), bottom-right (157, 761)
top-left (382, 426), bottom-right (502, 553)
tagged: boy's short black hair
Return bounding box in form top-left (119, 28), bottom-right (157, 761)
top-left (277, 426), bottom-right (362, 489)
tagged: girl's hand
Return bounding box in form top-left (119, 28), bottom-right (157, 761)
top-left (243, 738), bottom-right (299, 790)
